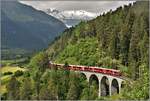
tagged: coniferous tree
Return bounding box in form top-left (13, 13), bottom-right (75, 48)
top-left (20, 77), bottom-right (32, 100)
top-left (33, 71), bottom-right (42, 100)
top-left (129, 18), bottom-right (141, 79)
top-left (110, 28), bottom-right (120, 60)
top-left (6, 76), bottom-right (20, 100)
top-left (39, 81), bottom-right (57, 100)
top-left (66, 73), bottom-right (81, 100)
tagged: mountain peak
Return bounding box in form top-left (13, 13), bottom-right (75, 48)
top-left (45, 8), bottom-right (98, 20)
top-left (44, 8), bottom-right (98, 27)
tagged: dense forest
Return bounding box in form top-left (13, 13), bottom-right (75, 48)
top-left (47, 1), bottom-right (149, 78)
top-left (1, 1), bottom-right (149, 100)
top-left (47, 1), bottom-right (149, 99)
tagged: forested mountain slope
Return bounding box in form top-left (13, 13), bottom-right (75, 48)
top-left (46, 2), bottom-right (149, 99)
top-left (1, 1), bottom-right (66, 58)
top-left (47, 1), bottom-right (149, 79)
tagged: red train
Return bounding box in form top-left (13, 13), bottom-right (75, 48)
top-left (49, 62), bottom-right (122, 77)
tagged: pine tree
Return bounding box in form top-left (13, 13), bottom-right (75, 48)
top-left (20, 77), bottom-right (32, 100)
top-left (39, 86), bottom-right (52, 100)
top-left (66, 73), bottom-right (81, 100)
top-left (129, 17), bottom-right (141, 79)
top-left (29, 52), bottom-right (49, 72)
top-left (39, 81), bottom-right (57, 100)
top-left (110, 28), bottom-right (120, 60)
top-left (6, 76), bottom-right (20, 100)
top-left (33, 71), bottom-right (42, 100)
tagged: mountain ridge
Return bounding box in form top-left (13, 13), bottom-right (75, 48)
top-left (1, 1), bottom-right (67, 50)
top-left (1, 1), bottom-right (67, 59)
top-left (44, 8), bottom-right (98, 27)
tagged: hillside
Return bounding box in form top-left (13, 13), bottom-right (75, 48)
top-left (47, 1), bottom-right (149, 78)
top-left (46, 2), bottom-right (149, 99)
top-left (1, 1), bottom-right (66, 59)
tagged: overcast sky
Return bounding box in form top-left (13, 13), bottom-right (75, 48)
top-left (20, 0), bottom-right (135, 14)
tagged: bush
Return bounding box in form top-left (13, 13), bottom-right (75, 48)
top-left (23, 71), bottom-right (30, 77)
top-left (3, 71), bottom-right (13, 75)
top-left (14, 70), bottom-right (24, 77)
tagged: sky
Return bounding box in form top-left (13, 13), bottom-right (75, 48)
top-left (20, 0), bottom-right (135, 14)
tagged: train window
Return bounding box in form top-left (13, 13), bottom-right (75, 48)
top-left (93, 68), bottom-right (97, 72)
top-left (98, 69), bottom-right (103, 73)
top-left (94, 68), bottom-right (100, 72)
top-left (73, 66), bottom-right (77, 70)
top-left (108, 70), bottom-right (112, 75)
top-left (76, 67), bottom-right (81, 70)
top-left (89, 68), bottom-right (93, 71)
top-left (114, 72), bottom-right (118, 76)
top-left (84, 67), bottom-right (89, 71)
top-left (106, 70), bottom-right (110, 74)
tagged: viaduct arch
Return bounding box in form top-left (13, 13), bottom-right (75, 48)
top-left (78, 71), bottom-right (124, 97)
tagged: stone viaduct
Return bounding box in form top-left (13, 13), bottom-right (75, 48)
top-left (50, 62), bottom-right (125, 97)
top-left (78, 71), bottom-right (124, 97)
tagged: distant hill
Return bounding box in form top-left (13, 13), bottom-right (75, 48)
top-left (1, 1), bottom-right (67, 59)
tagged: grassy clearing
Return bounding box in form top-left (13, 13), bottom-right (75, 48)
top-left (0, 75), bottom-right (10, 95)
top-left (0, 85), bottom-right (7, 94)
top-left (0, 66), bottom-right (26, 74)
top-left (1, 75), bottom-right (12, 85)
top-left (0, 66), bottom-right (27, 95)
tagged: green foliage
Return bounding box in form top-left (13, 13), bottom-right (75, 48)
top-left (80, 81), bottom-right (98, 100)
top-left (20, 77), bottom-right (32, 100)
top-left (39, 82), bottom-right (57, 100)
top-left (46, 1), bottom-right (149, 100)
top-left (14, 70), bottom-right (24, 77)
top-left (29, 52), bottom-right (49, 72)
top-left (3, 72), bottom-right (13, 76)
top-left (66, 73), bottom-right (82, 100)
top-left (23, 71), bottom-right (30, 77)
top-left (6, 76), bottom-right (20, 100)
top-left (121, 64), bottom-right (149, 99)
top-left (55, 37), bottom-right (100, 66)
top-left (5, 68), bottom-right (98, 100)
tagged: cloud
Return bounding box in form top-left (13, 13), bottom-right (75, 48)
top-left (19, 1), bottom-right (135, 14)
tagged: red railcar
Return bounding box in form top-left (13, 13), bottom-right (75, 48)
top-left (49, 62), bottom-right (121, 77)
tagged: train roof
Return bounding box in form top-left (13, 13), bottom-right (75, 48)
top-left (69, 64), bottom-right (120, 72)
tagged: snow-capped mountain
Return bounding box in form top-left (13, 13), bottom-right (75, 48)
top-left (44, 8), bottom-right (98, 27)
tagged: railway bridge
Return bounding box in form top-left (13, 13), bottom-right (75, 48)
top-left (78, 71), bottom-right (124, 97)
top-left (50, 62), bottom-right (125, 97)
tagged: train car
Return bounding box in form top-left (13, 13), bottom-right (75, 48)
top-left (67, 65), bottom-right (72, 70)
top-left (49, 61), bottom-right (122, 77)
top-left (84, 67), bottom-right (90, 71)
top-left (70, 65), bottom-right (121, 77)
top-left (82, 66), bottom-right (121, 77)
